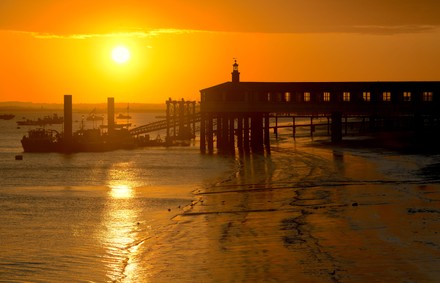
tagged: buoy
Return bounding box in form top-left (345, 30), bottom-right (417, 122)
top-left (15, 155), bottom-right (23, 160)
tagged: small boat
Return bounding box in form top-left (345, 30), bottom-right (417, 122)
top-left (86, 108), bottom-right (104, 121)
top-left (136, 134), bottom-right (165, 147)
top-left (117, 113), bottom-right (131, 119)
top-left (117, 104), bottom-right (131, 119)
top-left (0, 114), bottom-right (15, 120)
top-left (17, 114), bottom-right (63, 126)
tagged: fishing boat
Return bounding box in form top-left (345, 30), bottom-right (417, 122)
top-left (21, 126), bottom-right (137, 153)
top-left (17, 114), bottom-right (63, 126)
top-left (117, 113), bottom-right (131, 119)
top-left (117, 104), bottom-right (131, 119)
top-left (86, 108), bottom-right (104, 121)
top-left (21, 128), bottom-right (63, 152)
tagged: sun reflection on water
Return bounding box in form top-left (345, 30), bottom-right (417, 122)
top-left (101, 180), bottom-right (143, 282)
top-left (110, 184), bottom-right (134, 199)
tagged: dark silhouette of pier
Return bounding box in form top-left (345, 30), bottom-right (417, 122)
top-left (128, 61), bottom-right (440, 154)
top-left (129, 99), bottom-right (198, 143)
top-left (198, 61), bottom-right (440, 153)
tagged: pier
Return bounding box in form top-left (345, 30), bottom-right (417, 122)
top-left (126, 61), bottom-right (440, 154)
top-left (198, 61), bottom-right (440, 153)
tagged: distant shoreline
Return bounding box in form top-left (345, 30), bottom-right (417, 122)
top-left (0, 102), bottom-right (166, 112)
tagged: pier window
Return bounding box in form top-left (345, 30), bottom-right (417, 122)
top-left (343, 92), bottom-right (350, 102)
top-left (285, 92), bottom-right (291, 102)
top-left (277, 92), bottom-right (282, 102)
top-left (403, 92), bottom-right (411, 102)
top-left (303, 92), bottom-right (311, 102)
top-left (382, 92), bottom-right (391, 102)
top-left (362, 92), bottom-right (371, 102)
top-left (323, 92), bottom-right (331, 102)
top-left (423, 91), bottom-right (433, 102)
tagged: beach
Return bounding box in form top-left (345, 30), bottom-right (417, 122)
top-left (130, 138), bottom-right (440, 282)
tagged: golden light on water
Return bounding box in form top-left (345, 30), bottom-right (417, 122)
top-left (109, 184), bottom-right (134, 199)
top-left (102, 183), bottom-right (142, 281)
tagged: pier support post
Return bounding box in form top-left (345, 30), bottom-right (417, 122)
top-left (64, 95), bottom-right (72, 150)
top-left (331, 111), bottom-right (343, 143)
top-left (207, 114), bottom-right (214, 153)
top-left (166, 99), bottom-right (171, 142)
top-left (251, 113), bottom-right (264, 152)
top-left (244, 116), bottom-right (250, 152)
top-left (292, 117), bottom-right (296, 140)
top-left (229, 115), bottom-right (235, 152)
top-left (264, 113), bottom-right (271, 153)
top-left (107, 97), bottom-right (115, 134)
top-left (200, 112), bottom-right (206, 153)
top-left (237, 116), bottom-right (243, 149)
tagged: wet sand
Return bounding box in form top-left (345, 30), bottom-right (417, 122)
top-left (132, 139), bottom-right (440, 282)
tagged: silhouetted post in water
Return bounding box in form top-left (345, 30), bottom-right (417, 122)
top-left (207, 114), bottom-right (214, 153)
top-left (108, 97), bottom-right (115, 134)
top-left (200, 112), bottom-right (206, 153)
top-left (251, 113), bottom-right (264, 152)
top-left (64, 95), bottom-right (73, 149)
top-left (331, 112), bottom-right (342, 143)
top-left (221, 116), bottom-right (229, 151)
top-left (178, 99), bottom-right (185, 138)
top-left (166, 98), bottom-right (171, 142)
top-left (229, 115), bottom-right (235, 153)
top-left (192, 101), bottom-right (196, 138)
top-left (264, 113), bottom-right (271, 153)
top-left (237, 115), bottom-right (243, 149)
top-left (292, 117), bottom-right (296, 140)
top-left (243, 116), bottom-right (250, 152)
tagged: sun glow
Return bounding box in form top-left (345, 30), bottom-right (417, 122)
top-left (111, 46), bottom-right (131, 64)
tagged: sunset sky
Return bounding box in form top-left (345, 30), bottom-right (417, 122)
top-left (1, 0), bottom-right (440, 104)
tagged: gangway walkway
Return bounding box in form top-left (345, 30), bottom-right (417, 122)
top-left (129, 112), bottom-right (201, 136)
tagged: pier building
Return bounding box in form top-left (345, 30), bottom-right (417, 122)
top-left (199, 61), bottom-right (440, 153)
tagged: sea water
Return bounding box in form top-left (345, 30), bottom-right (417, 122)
top-left (1, 110), bottom-right (440, 282)
top-left (0, 111), bottom-right (236, 282)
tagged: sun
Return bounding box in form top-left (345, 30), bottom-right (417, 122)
top-left (111, 46), bottom-right (131, 64)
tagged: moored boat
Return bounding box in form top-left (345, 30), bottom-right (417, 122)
top-left (17, 114), bottom-right (63, 126)
top-left (21, 128), bottom-right (63, 152)
top-left (0, 114), bottom-right (15, 120)
top-left (21, 127), bottom-right (137, 153)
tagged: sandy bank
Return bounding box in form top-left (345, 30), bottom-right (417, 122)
top-left (135, 140), bottom-right (440, 282)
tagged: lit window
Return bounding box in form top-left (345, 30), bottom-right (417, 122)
top-left (304, 92), bottom-right (311, 102)
top-left (383, 92), bottom-right (391, 102)
top-left (323, 92), bottom-right (330, 102)
top-left (267, 92), bottom-right (271, 102)
top-left (423, 91), bottom-right (433, 102)
top-left (362, 92), bottom-right (371, 102)
top-left (343, 92), bottom-right (350, 102)
top-left (403, 92), bottom-right (411, 102)
top-left (285, 92), bottom-right (291, 102)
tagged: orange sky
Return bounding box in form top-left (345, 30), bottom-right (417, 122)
top-left (1, 0), bottom-right (440, 104)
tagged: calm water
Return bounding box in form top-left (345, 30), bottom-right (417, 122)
top-left (0, 111), bottom-right (236, 282)
top-left (1, 110), bottom-right (439, 282)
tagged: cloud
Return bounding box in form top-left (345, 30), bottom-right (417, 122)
top-left (24, 28), bottom-right (205, 39)
top-left (349, 25), bottom-right (439, 35)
